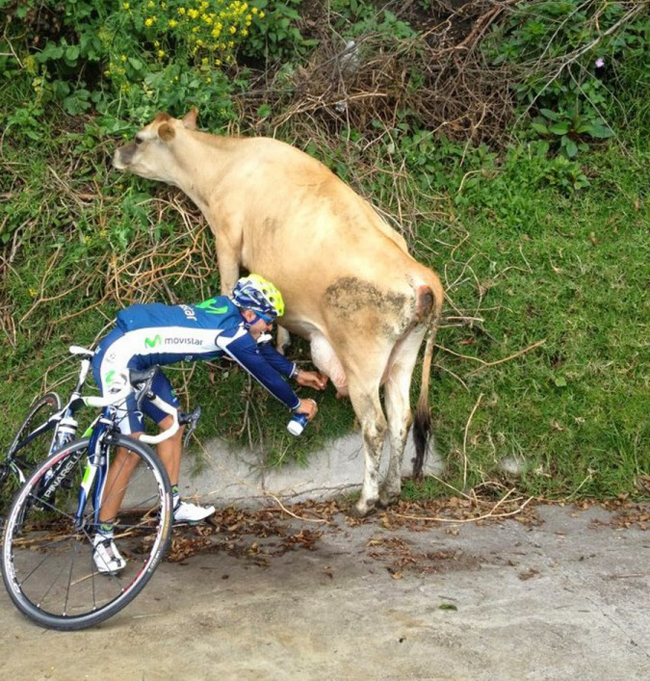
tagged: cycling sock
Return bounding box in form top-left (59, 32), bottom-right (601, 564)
top-left (98, 522), bottom-right (115, 538)
top-left (172, 484), bottom-right (180, 509)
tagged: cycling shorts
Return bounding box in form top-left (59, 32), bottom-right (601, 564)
top-left (92, 327), bottom-right (181, 435)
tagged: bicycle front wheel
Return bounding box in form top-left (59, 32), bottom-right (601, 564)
top-left (1, 435), bottom-right (172, 630)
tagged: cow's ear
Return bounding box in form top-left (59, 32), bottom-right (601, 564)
top-left (158, 123), bottom-right (175, 142)
top-left (182, 107), bottom-right (198, 130)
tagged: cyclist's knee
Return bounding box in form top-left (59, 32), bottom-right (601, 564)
top-left (158, 415), bottom-right (184, 438)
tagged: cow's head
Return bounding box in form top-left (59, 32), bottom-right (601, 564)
top-left (112, 108), bottom-right (198, 184)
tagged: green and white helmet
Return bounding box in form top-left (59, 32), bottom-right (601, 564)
top-left (231, 274), bottom-right (285, 318)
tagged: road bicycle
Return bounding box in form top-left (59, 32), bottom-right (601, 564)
top-left (1, 350), bottom-right (201, 630)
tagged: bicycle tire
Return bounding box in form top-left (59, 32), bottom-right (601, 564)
top-left (1, 435), bottom-right (172, 631)
top-left (0, 392), bottom-right (63, 488)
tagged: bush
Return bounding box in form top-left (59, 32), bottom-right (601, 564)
top-left (484, 0), bottom-right (649, 156)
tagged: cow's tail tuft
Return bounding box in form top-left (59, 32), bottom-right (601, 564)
top-left (412, 288), bottom-right (443, 479)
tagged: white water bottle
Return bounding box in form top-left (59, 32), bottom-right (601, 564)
top-left (287, 412), bottom-right (309, 437)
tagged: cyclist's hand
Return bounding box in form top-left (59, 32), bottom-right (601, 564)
top-left (296, 370), bottom-right (328, 391)
top-left (296, 398), bottom-right (318, 421)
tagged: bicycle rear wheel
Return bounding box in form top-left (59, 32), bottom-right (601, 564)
top-left (1, 435), bottom-right (172, 630)
top-left (0, 392), bottom-right (62, 488)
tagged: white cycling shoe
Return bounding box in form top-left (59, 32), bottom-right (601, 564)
top-left (173, 500), bottom-right (216, 525)
top-left (92, 534), bottom-right (127, 575)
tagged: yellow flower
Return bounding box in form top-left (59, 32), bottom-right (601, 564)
top-left (229, 25), bottom-right (236, 34)
top-left (188, 8), bottom-right (199, 18)
top-left (206, 77), bottom-right (212, 83)
top-left (145, 17), bottom-right (154, 26)
top-left (178, 7), bottom-right (186, 15)
top-left (251, 6), bottom-right (258, 14)
top-left (120, 54), bottom-right (127, 62)
top-left (147, 1), bottom-right (154, 8)
top-left (259, 11), bottom-right (264, 18)
top-left (158, 49), bottom-right (165, 57)
top-left (215, 58), bottom-right (222, 65)
top-left (168, 18), bottom-right (178, 28)
top-left (122, 2), bottom-right (130, 8)
top-left (241, 28), bottom-right (248, 36)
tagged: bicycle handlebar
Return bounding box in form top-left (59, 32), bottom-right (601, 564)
top-left (139, 397), bottom-right (180, 445)
top-left (82, 384), bottom-right (132, 409)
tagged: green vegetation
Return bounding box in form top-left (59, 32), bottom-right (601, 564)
top-left (1, 0), bottom-right (648, 500)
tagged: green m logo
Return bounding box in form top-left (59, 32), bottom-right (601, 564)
top-left (145, 334), bottom-right (162, 348)
top-left (196, 298), bottom-right (228, 315)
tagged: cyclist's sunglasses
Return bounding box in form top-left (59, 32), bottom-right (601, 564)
top-left (254, 310), bottom-right (276, 324)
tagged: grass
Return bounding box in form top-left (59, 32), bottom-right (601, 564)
top-left (415, 141), bottom-right (649, 500)
top-left (1, 109), bottom-right (647, 502)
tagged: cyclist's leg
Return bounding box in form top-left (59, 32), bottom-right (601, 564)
top-left (97, 392), bottom-right (145, 524)
top-left (142, 371), bottom-right (184, 486)
top-left (92, 398), bottom-right (144, 574)
top-left (143, 373), bottom-right (214, 523)
top-left (155, 414), bottom-right (184, 485)
top-left (92, 334), bottom-right (145, 525)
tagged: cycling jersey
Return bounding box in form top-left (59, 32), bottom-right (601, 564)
top-left (92, 297), bottom-right (301, 435)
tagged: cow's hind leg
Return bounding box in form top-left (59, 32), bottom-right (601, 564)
top-left (380, 327), bottom-right (427, 508)
top-left (346, 379), bottom-right (387, 518)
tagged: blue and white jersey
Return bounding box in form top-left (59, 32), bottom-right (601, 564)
top-left (93, 296), bottom-right (301, 410)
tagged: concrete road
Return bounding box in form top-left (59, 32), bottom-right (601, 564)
top-left (0, 503), bottom-right (648, 680)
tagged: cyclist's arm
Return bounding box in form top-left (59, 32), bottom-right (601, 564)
top-left (257, 339), bottom-right (298, 378)
top-left (216, 330), bottom-right (300, 410)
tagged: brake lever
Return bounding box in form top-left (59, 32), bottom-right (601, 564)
top-left (181, 406), bottom-right (202, 448)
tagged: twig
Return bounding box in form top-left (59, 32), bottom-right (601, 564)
top-left (462, 393), bottom-right (483, 488)
top-left (392, 494), bottom-right (535, 523)
top-left (260, 490), bottom-right (332, 524)
top-left (467, 339), bottom-right (547, 375)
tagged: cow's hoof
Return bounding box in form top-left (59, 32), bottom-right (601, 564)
top-left (348, 501), bottom-right (377, 518)
top-left (378, 493), bottom-right (399, 509)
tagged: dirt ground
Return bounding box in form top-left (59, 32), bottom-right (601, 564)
top-left (0, 501), bottom-right (648, 680)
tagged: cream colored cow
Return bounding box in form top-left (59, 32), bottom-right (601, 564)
top-left (113, 109), bottom-right (444, 517)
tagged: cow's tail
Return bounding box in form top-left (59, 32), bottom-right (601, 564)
top-left (413, 286), bottom-right (443, 479)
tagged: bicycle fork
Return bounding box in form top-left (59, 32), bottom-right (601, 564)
top-left (74, 418), bottom-right (110, 532)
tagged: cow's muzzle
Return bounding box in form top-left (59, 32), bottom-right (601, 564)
top-left (113, 142), bottom-right (137, 170)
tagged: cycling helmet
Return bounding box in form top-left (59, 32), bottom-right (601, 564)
top-left (231, 274), bottom-right (285, 318)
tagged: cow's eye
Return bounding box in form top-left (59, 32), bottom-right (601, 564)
top-left (135, 135), bottom-right (144, 146)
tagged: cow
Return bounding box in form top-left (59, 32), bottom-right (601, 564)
top-left (113, 109), bottom-right (444, 517)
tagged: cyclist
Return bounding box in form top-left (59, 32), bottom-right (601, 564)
top-left (91, 274), bottom-right (327, 574)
